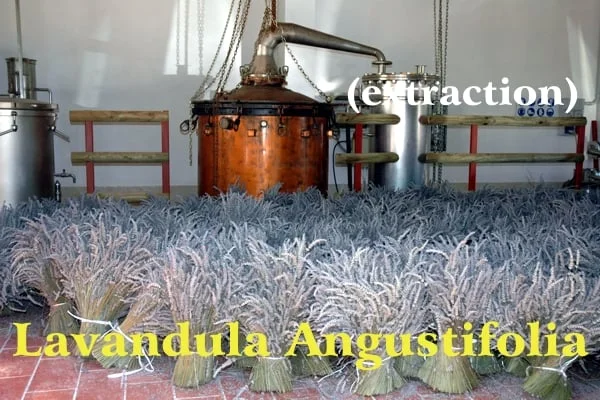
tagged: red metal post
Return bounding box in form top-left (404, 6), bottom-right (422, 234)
top-left (592, 120), bottom-right (598, 171)
top-left (353, 124), bottom-right (363, 191)
top-left (161, 120), bottom-right (171, 195)
top-left (84, 121), bottom-right (95, 194)
top-left (468, 124), bottom-right (479, 192)
top-left (575, 125), bottom-right (585, 190)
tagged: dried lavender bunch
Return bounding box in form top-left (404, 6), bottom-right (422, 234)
top-left (11, 215), bottom-right (78, 335)
top-left (91, 267), bottom-right (174, 370)
top-left (162, 232), bottom-right (231, 388)
top-left (233, 237), bottom-right (322, 393)
top-left (310, 239), bottom-right (431, 396)
top-left (417, 235), bottom-right (505, 394)
top-left (50, 215), bottom-right (154, 351)
top-left (0, 205), bottom-right (21, 313)
top-left (496, 252), bottom-right (600, 400)
top-left (1, 199), bottom-right (58, 313)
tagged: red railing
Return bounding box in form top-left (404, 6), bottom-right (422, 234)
top-left (419, 115), bottom-right (588, 191)
top-left (69, 110), bottom-right (171, 202)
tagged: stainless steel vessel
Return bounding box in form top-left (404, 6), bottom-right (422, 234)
top-left (0, 97), bottom-right (58, 205)
top-left (6, 57), bottom-right (37, 99)
top-left (363, 66), bottom-right (439, 190)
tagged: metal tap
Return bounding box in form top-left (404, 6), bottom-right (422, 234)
top-left (54, 169), bottom-right (76, 183)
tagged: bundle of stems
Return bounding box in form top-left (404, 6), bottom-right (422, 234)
top-left (310, 236), bottom-right (431, 396)
top-left (162, 233), bottom-right (231, 388)
top-left (289, 346), bottom-right (333, 378)
top-left (11, 216), bottom-right (79, 335)
top-left (497, 252), bottom-right (600, 400)
top-left (523, 356), bottom-right (575, 400)
top-left (0, 205), bottom-right (20, 313)
top-left (51, 216), bottom-right (154, 354)
top-left (417, 235), bottom-right (506, 394)
top-left (503, 356), bottom-right (535, 377)
top-left (469, 344), bottom-right (502, 376)
top-left (395, 354), bottom-right (426, 379)
top-left (234, 237), bottom-right (322, 393)
top-left (91, 271), bottom-right (173, 370)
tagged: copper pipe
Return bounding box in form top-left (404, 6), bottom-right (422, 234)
top-left (247, 22), bottom-right (391, 81)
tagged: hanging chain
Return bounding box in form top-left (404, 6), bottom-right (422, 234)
top-left (191, 0), bottom-right (242, 100)
top-left (283, 37), bottom-right (331, 102)
top-left (267, 1), bottom-right (331, 103)
top-left (217, 0), bottom-right (252, 93)
top-left (431, 0), bottom-right (449, 184)
top-left (176, 0), bottom-right (181, 67)
top-left (197, 0), bottom-right (205, 78)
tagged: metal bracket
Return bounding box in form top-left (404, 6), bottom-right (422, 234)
top-left (0, 111), bottom-right (18, 136)
top-left (48, 113), bottom-right (70, 142)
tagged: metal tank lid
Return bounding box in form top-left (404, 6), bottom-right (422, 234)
top-left (193, 85), bottom-right (321, 105)
top-left (0, 96), bottom-right (57, 111)
top-left (362, 65), bottom-right (439, 84)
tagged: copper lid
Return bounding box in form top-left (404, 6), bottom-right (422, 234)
top-left (206, 85), bottom-right (319, 105)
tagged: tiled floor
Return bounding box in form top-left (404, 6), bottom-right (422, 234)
top-left (2, 310), bottom-right (600, 400)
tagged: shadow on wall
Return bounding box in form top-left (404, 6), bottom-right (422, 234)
top-left (0, 0), bottom-right (238, 107)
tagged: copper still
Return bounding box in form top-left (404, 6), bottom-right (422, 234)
top-left (190, 23), bottom-right (390, 197)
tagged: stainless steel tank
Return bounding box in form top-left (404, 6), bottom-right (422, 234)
top-left (0, 97), bottom-right (58, 205)
top-left (6, 57), bottom-right (37, 99)
top-left (363, 66), bottom-right (439, 190)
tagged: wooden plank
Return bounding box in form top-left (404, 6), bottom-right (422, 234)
top-left (96, 192), bottom-right (169, 203)
top-left (419, 115), bottom-right (587, 127)
top-left (336, 113), bottom-right (400, 125)
top-left (70, 110), bottom-right (169, 123)
top-left (336, 152), bottom-right (399, 164)
top-left (71, 152), bottom-right (169, 164)
top-left (420, 153), bottom-right (584, 164)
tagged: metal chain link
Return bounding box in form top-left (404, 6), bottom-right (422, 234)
top-left (183, 0), bottom-right (249, 165)
top-left (431, 0), bottom-right (449, 184)
top-left (176, 0), bottom-right (181, 67)
top-left (188, 124), bottom-right (193, 165)
top-left (268, 2), bottom-right (331, 103)
top-left (197, 0), bottom-right (205, 78)
top-left (218, 0), bottom-right (252, 93)
top-left (191, 0), bottom-right (240, 100)
top-left (283, 39), bottom-right (331, 102)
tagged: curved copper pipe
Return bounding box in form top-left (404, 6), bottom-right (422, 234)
top-left (247, 22), bottom-right (391, 82)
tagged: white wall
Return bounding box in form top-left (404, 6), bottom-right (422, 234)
top-left (1, 0), bottom-right (599, 189)
top-left (284, 0), bottom-right (600, 185)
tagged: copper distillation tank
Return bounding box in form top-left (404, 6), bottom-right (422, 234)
top-left (187, 22), bottom-right (391, 197)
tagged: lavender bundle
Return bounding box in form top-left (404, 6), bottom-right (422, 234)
top-left (91, 267), bottom-right (174, 370)
top-left (162, 232), bottom-right (231, 388)
top-left (497, 252), bottom-right (600, 400)
top-left (11, 215), bottom-right (79, 335)
top-left (51, 215), bottom-right (154, 352)
top-left (233, 237), bottom-right (322, 393)
top-left (0, 205), bottom-right (21, 314)
top-left (1, 199), bottom-right (57, 314)
top-left (310, 241), bottom-right (431, 396)
top-left (417, 235), bottom-right (505, 394)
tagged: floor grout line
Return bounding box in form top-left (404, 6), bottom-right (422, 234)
top-left (123, 370), bottom-right (127, 400)
top-left (0, 323), bottom-right (14, 352)
top-left (19, 350), bottom-right (43, 400)
top-left (25, 388), bottom-right (77, 394)
top-left (171, 379), bottom-right (177, 400)
top-left (71, 360), bottom-right (83, 400)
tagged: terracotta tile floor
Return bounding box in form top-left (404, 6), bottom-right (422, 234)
top-left (2, 310), bottom-right (600, 399)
